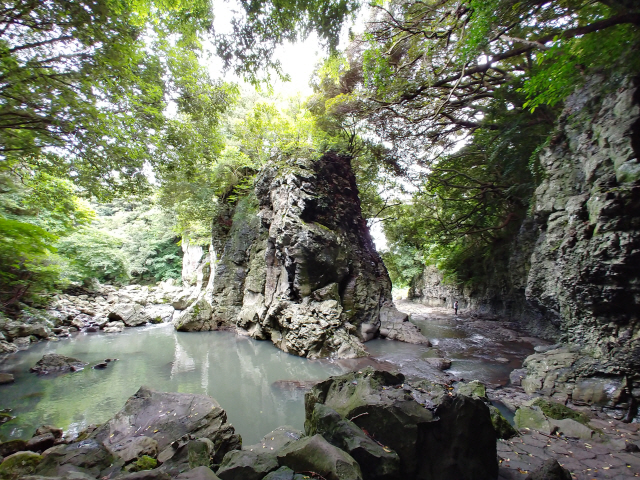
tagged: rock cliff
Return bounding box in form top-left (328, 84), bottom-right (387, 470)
top-left (409, 74), bottom-right (640, 417)
top-left (175, 153), bottom-right (420, 358)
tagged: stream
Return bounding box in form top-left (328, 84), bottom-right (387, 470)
top-left (0, 302), bottom-right (538, 445)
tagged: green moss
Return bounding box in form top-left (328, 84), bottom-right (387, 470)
top-left (489, 406), bottom-right (519, 439)
top-left (531, 398), bottom-right (591, 426)
top-left (457, 380), bottom-right (488, 400)
top-left (0, 451), bottom-right (43, 479)
top-left (130, 455), bottom-right (157, 472)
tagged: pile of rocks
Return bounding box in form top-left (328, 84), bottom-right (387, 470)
top-left (0, 369), bottom-right (504, 480)
top-left (0, 280), bottom-right (197, 356)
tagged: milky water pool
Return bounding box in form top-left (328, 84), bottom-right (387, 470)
top-left (0, 311), bottom-right (535, 444)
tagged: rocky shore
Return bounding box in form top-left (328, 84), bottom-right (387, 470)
top-left (1, 366), bottom-right (639, 480)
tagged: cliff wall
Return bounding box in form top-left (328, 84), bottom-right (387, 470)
top-left (410, 75), bottom-right (640, 417)
top-left (175, 153), bottom-right (415, 358)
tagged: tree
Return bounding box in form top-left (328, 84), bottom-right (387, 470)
top-left (0, 0), bottom-right (360, 198)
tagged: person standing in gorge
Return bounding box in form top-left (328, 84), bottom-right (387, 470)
top-left (454, 300), bottom-right (459, 315)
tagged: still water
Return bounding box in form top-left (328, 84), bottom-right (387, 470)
top-left (0, 324), bottom-right (347, 444)
top-left (0, 315), bottom-right (534, 444)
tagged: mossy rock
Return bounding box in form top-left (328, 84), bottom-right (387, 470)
top-left (531, 399), bottom-right (591, 426)
top-left (489, 406), bottom-right (519, 440)
top-left (129, 455), bottom-right (157, 472)
top-left (0, 451), bottom-right (43, 479)
top-left (457, 380), bottom-right (488, 401)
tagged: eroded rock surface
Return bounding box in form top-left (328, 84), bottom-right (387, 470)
top-left (176, 153), bottom-right (423, 358)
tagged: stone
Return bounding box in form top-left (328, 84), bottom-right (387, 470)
top-left (109, 303), bottom-right (149, 327)
top-left (0, 451), bottom-right (43, 479)
top-left (188, 438), bottom-right (213, 469)
top-left (262, 466), bottom-right (296, 480)
top-left (524, 458), bottom-right (571, 480)
top-left (306, 402), bottom-right (400, 480)
top-left (423, 358), bottom-right (451, 370)
top-left (489, 406), bottom-right (519, 440)
top-left (216, 449), bottom-right (279, 480)
top-left (91, 387), bottom-right (240, 465)
top-left (26, 433), bottom-right (55, 452)
top-left (103, 321), bottom-right (125, 333)
top-left (175, 466), bottom-right (222, 480)
top-left (0, 340), bottom-right (18, 354)
top-left (112, 469), bottom-right (171, 480)
top-left (457, 380), bottom-right (488, 401)
top-left (549, 418), bottom-right (595, 440)
top-left (0, 373), bottom-right (14, 384)
top-left (177, 153), bottom-right (406, 359)
top-left (35, 426), bottom-right (63, 439)
top-left (305, 368), bottom-right (498, 480)
top-left (509, 369), bottom-right (526, 386)
top-left (514, 407), bottom-right (552, 434)
top-left (143, 305), bottom-right (175, 324)
top-left (277, 434), bottom-right (363, 480)
top-left (30, 354), bottom-right (88, 374)
top-left (35, 439), bottom-right (114, 477)
top-left (107, 436), bottom-right (158, 463)
top-left (0, 440), bottom-right (27, 458)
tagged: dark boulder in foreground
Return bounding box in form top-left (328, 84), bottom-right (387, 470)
top-left (30, 354), bottom-right (88, 374)
top-left (305, 368), bottom-right (498, 480)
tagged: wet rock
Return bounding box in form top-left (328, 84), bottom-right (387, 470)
top-left (12, 336), bottom-right (31, 350)
top-left (488, 406), bottom-right (519, 440)
top-left (108, 436), bottom-right (158, 463)
top-left (30, 354), bottom-right (88, 374)
top-left (188, 438), bottom-right (213, 469)
top-left (508, 369), bottom-right (526, 386)
top-left (277, 434), bottom-right (363, 480)
top-left (305, 368), bottom-right (498, 480)
top-left (175, 466), bottom-right (221, 480)
top-left (0, 340), bottom-right (18, 354)
top-left (0, 411), bottom-right (15, 425)
top-left (0, 440), bottom-right (27, 458)
top-left (422, 358), bottom-right (451, 371)
top-left (524, 458), bottom-right (571, 480)
top-left (379, 307), bottom-right (431, 345)
top-left (306, 402), bottom-right (400, 480)
top-left (109, 303), bottom-right (149, 327)
top-left (35, 426), bottom-right (63, 439)
top-left (514, 407), bottom-right (552, 434)
top-left (91, 387), bottom-right (240, 466)
top-left (549, 418), bottom-right (595, 440)
top-left (113, 469), bottom-right (171, 480)
top-left (103, 320), bottom-right (125, 333)
top-left (216, 449), bottom-right (279, 480)
top-left (0, 373), bottom-right (14, 384)
top-left (26, 433), bottom-right (56, 452)
top-left (93, 362), bottom-right (108, 369)
top-left (35, 439), bottom-right (115, 477)
top-left (0, 451), bottom-right (43, 478)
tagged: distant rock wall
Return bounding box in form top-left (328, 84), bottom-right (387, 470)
top-left (175, 153), bottom-right (418, 358)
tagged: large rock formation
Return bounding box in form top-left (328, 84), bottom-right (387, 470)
top-left (176, 153), bottom-right (422, 358)
top-left (409, 75), bottom-right (640, 417)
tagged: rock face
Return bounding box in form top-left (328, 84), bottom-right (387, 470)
top-left (408, 74), bottom-right (640, 415)
top-left (176, 153), bottom-right (419, 358)
top-left (304, 368), bottom-right (498, 480)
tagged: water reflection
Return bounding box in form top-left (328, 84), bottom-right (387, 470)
top-left (0, 325), bottom-right (346, 444)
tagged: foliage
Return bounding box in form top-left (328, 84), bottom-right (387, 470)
top-left (309, 0), bottom-right (639, 287)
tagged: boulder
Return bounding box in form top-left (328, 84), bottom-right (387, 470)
top-left (35, 439), bottom-right (115, 477)
top-left (305, 368), bottom-right (498, 480)
top-left (112, 469), bottom-right (171, 480)
top-left (216, 450), bottom-right (279, 480)
top-left (379, 307), bottom-right (431, 345)
top-left (549, 418), bottom-right (595, 440)
top-left (0, 440), bottom-right (27, 458)
top-left (143, 305), bottom-right (175, 324)
top-left (175, 466), bottom-right (222, 480)
top-left (0, 373), bottom-right (14, 384)
top-left (35, 426), bottom-right (63, 439)
top-left (524, 458), bottom-right (571, 480)
top-left (109, 304), bottom-right (149, 327)
top-left (107, 436), bottom-right (158, 463)
top-left (277, 434), bottom-right (362, 480)
top-left (26, 433), bottom-right (56, 452)
top-left (91, 387), bottom-right (240, 466)
top-left (188, 438), bottom-right (213, 469)
top-left (103, 321), bottom-right (125, 333)
top-left (0, 451), bottom-right (43, 478)
top-left (514, 407), bottom-right (552, 434)
top-left (422, 358), bottom-right (451, 371)
top-left (488, 406), bottom-right (519, 440)
top-left (30, 354), bottom-right (88, 374)
top-left (0, 340), bottom-right (18, 354)
top-left (306, 403), bottom-right (400, 480)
